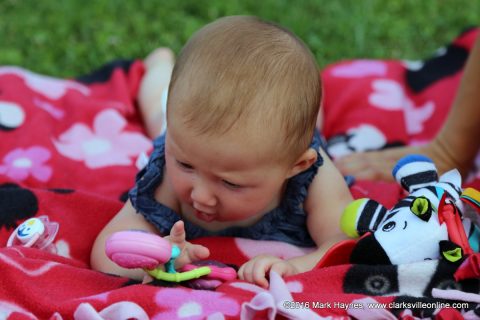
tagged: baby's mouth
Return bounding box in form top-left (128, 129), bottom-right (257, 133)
top-left (194, 209), bottom-right (216, 222)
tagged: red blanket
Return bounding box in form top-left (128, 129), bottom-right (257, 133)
top-left (1, 28), bottom-right (479, 319)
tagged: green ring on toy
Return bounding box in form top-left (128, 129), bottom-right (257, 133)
top-left (147, 266), bottom-right (212, 282)
top-left (145, 244), bottom-right (212, 282)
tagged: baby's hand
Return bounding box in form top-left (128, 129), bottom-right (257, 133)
top-left (165, 221), bottom-right (210, 268)
top-left (237, 255), bottom-right (299, 288)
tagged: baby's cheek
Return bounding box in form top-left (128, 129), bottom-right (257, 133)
top-left (166, 167), bottom-right (191, 202)
top-left (172, 178), bottom-right (191, 202)
top-left (224, 194), bottom-right (268, 220)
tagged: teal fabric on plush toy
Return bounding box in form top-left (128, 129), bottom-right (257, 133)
top-left (341, 154), bottom-right (480, 265)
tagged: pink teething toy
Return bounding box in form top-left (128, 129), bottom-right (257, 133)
top-left (105, 230), bottom-right (172, 270)
top-left (105, 230), bottom-right (237, 288)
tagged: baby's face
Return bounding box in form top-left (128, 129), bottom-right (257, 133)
top-left (164, 124), bottom-right (291, 229)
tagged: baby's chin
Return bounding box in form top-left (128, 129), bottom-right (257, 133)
top-left (207, 213), bottom-right (263, 228)
top-left (216, 212), bottom-right (265, 227)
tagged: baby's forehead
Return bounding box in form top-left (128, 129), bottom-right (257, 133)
top-left (167, 120), bottom-right (285, 165)
top-left (170, 94), bottom-right (277, 128)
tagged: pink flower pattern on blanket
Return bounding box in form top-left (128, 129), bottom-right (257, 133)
top-left (153, 288), bottom-right (240, 320)
top-left (0, 146), bottom-right (52, 182)
top-left (330, 60), bottom-right (388, 78)
top-left (53, 109), bottom-right (152, 169)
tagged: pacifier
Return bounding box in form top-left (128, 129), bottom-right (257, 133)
top-left (7, 215), bottom-right (59, 253)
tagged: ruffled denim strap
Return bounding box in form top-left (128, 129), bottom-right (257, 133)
top-left (129, 135), bottom-right (181, 235)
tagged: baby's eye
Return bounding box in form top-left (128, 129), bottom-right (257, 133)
top-left (176, 160), bottom-right (193, 170)
top-left (222, 180), bottom-right (243, 189)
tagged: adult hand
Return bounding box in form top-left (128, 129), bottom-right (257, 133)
top-left (334, 146), bottom-right (421, 181)
top-left (334, 140), bottom-right (470, 181)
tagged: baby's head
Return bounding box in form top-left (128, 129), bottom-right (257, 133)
top-left (164, 16), bottom-right (321, 225)
top-left (167, 15), bottom-right (321, 166)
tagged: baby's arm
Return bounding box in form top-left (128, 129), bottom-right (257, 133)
top-left (91, 200), bottom-right (210, 280)
top-left (90, 200), bottom-right (158, 280)
top-left (290, 149), bottom-right (353, 269)
top-left (238, 149), bottom-right (353, 287)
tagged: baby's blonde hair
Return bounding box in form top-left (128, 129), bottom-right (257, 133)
top-left (167, 16), bottom-right (321, 164)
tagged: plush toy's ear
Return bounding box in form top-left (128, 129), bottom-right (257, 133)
top-left (392, 155), bottom-right (438, 193)
top-left (341, 198), bottom-right (387, 238)
top-left (439, 168), bottom-right (462, 187)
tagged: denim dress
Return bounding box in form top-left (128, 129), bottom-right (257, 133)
top-left (129, 131), bottom-right (324, 247)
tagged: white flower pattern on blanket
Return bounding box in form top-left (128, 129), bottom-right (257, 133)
top-left (0, 66), bottom-right (90, 100)
top-left (369, 79), bottom-right (435, 135)
top-left (53, 109), bottom-right (151, 169)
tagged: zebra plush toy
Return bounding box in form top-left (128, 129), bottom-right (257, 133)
top-left (341, 154), bottom-right (480, 266)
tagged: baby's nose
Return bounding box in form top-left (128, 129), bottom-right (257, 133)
top-left (191, 182), bottom-right (217, 207)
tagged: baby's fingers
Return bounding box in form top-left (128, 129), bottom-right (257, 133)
top-left (237, 262), bottom-right (251, 283)
top-left (252, 260), bottom-right (272, 288)
top-left (270, 261), bottom-right (295, 277)
top-left (239, 259), bottom-right (270, 288)
top-left (168, 220), bottom-right (186, 246)
top-left (174, 243), bottom-right (210, 268)
top-left (188, 244), bottom-right (210, 262)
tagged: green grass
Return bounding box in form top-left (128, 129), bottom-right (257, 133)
top-left (1, 0), bottom-right (478, 77)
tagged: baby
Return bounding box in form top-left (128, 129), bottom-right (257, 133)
top-left (91, 15), bottom-right (353, 288)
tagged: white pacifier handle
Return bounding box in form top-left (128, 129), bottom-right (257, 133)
top-left (7, 218), bottom-right (44, 247)
top-left (6, 216), bottom-right (58, 251)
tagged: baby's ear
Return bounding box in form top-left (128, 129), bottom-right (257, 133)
top-left (341, 198), bottom-right (387, 238)
top-left (287, 148), bottom-right (317, 178)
